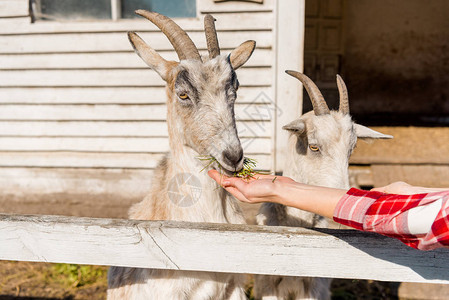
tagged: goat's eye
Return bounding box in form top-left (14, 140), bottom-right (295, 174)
top-left (309, 145), bottom-right (320, 152)
top-left (178, 93), bottom-right (189, 100)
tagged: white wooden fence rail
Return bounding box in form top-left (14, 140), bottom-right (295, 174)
top-left (1, 213), bottom-right (448, 284)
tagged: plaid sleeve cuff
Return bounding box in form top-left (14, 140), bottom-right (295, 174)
top-left (333, 188), bottom-right (385, 230)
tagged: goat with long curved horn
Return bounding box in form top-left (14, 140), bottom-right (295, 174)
top-left (204, 14), bottom-right (220, 59)
top-left (109, 11), bottom-right (257, 300)
top-left (337, 74), bottom-right (350, 115)
top-left (135, 9), bottom-right (202, 61)
top-left (255, 71), bottom-right (393, 300)
top-left (285, 70), bottom-right (330, 115)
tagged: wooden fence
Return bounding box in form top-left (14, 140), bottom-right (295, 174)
top-left (1, 213), bottom-right (448, 284)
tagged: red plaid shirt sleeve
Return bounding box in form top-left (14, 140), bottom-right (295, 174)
top-left (333, 188), bottom-right (449, 250)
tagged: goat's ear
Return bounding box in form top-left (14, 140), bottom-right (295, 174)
top-left (229, 40), bottom-right (256, 70)
top-left (282, 119), bottom-right (306, 134)
top-left (128, 32), bottom-right (177, 81)
top-left (354, 124), bottom-right (393, 140)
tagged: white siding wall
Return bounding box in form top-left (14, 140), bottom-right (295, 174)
top-left (0, 0), bottom-right (285, 217)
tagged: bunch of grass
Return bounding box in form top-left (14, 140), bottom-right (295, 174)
top-left (197, 156), bottom-right (261, 180)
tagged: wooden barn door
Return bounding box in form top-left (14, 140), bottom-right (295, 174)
top-left (303, 0), bottom-right (344, 111)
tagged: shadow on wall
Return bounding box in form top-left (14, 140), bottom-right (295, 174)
top-left (306, 0), bottom-right (449, 126)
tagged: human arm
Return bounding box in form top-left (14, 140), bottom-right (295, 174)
top-left (208, 170), bottom-right (449, 250)
top-left (207, 169), bottom-right (346, 219)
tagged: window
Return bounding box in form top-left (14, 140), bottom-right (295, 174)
top-left (31, 0), bottom-right (197, 21)
top-left (121, 0), bottom-right (196, 19)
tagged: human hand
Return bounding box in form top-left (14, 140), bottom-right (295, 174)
top-left (371, 181), bottom-right (415, 195)
top-left (209, 170), bottom-right (347, 218)
top-left (207, 169), bottom-right (295, 204)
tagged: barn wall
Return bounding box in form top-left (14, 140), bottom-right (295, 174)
top-left (0, 0), bottom-right (278, 218)
top-left (343, 0), bottom-right (449, 121)
top-left (341, 0), bottom-right (449, 189)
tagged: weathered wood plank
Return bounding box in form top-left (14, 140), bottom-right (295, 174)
top-left (0, 15), bottom-right (29, 26)
top-left (0, 87), bottom-right (169, 103)
top-left (0, 31), bottom-right (272, 53)
top-left (0, 0), bottom-right (29, 17)
top-left (0, 104), bottom-right (169, 120)
top-left (0, 104), bottom-right (168, 120)
top-left (0, 69), bottom-right (162, 87)
top-left (0, 137), bottom-right (271, 154)
top-left (0, 104), bottom-right (274, 121)
top-left (0, 67), bottom-right (272, 87)
top-left (0, 86), bottom-right (272, 104)
top-left (0, 120), bottom-right (271, 138)
top-left (0, 49), bottom-right (272, 69)
top-left (1, 214), bottom-right (448, 283)
top-left (350, 127), bottom-right (449, 165)
top-left (0, 152), bottom-right (271, 169)
top-left (0, 12), bottom-right (273, 35)
top-left (0, 121), bottom-right (170, 137)
top-left (0, 152), bottom-right (162, 169)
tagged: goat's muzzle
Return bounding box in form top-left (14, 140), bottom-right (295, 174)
top-left (222, 147), bottom-right (244, 172)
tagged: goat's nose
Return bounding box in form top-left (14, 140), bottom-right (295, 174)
top-left (222, 147), bottom-right (244, 169)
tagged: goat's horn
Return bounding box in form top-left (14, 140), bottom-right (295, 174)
top-left (204, 14), bottom-right (220, 59)
top-left (285, 70), bottom-right (330, 116)
top-left (336, 75), bottom-right (349, 115)
top-left (135, 10), bottom-right (202, 62)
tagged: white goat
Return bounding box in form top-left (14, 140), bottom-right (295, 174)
top-left (254, 71), bottom-right (392, 300)
top-left (107, 11), bottom-right (255, 299)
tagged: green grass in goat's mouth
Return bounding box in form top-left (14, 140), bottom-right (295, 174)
top-left (197, 156), bottom-right (263, 180)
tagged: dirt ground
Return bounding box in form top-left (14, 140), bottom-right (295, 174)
top-left (0, 261), bottom-right (107, 300)
top-left (0, 261), bottom-right (401, 300)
